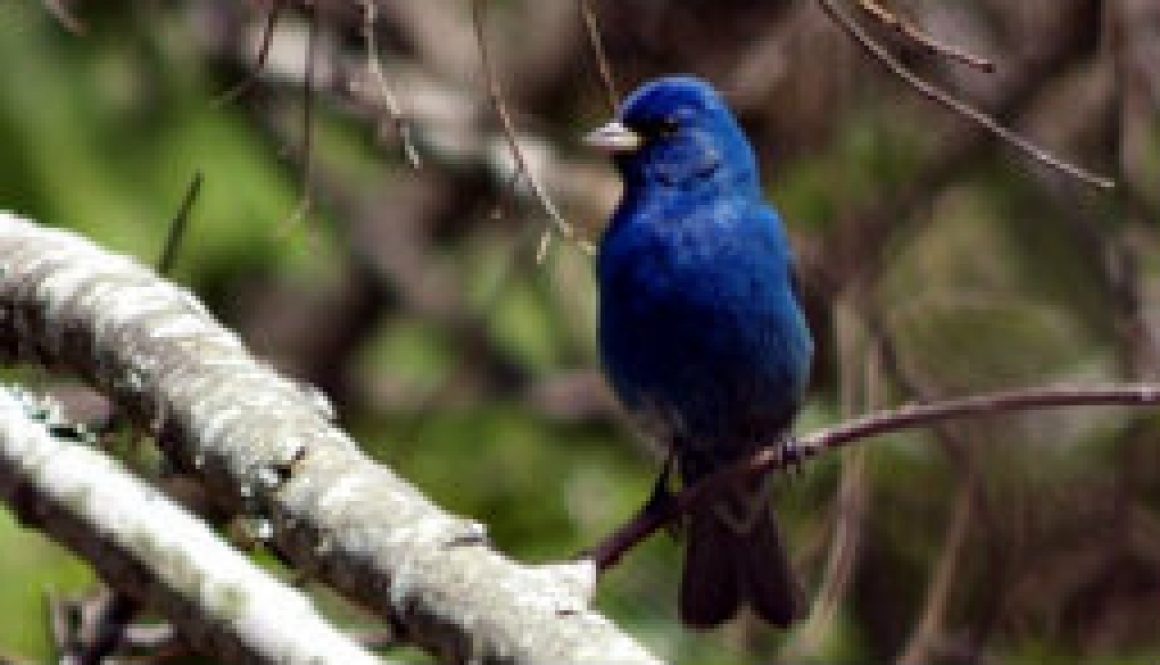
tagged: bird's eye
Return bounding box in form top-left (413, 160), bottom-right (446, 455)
top-left (627, 117), bottom-right (680, 141)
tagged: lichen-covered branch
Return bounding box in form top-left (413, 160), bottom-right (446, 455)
top-left (0, 212), bottom-right (659, 665)
top-left (0, 387), bottom-right (384, 665)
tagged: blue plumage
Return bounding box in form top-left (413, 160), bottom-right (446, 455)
top-left (588, 76), bottom-right (813, 628)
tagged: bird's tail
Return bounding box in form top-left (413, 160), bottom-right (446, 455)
top-left (679, 476), bottom-right (803, 628)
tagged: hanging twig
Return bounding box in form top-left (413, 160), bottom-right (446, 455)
top-left (589, 382), bottom-right (1160, 570)
top-left (577, 0), bottom-right (619, 116)
top-left (216, 1), bottom-right (285, 106)
top-left (360, 0), bottom-right (422, 169)
top-left (856, 0), bottom-right (994, 72)
top-left (470, 0), bottom-right (594, 261)
top-left (816, 0), bottom-right (1114, 190)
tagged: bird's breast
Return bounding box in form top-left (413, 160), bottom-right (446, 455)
top-left (597, 206), bottom-right (812, 449)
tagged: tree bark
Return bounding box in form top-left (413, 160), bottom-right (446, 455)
top-left (0, 212), bottom-right (659, 665)
top-left (0, 387), bottom-right (385, 665)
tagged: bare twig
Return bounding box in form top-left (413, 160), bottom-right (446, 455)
top-left (577, 0), bottom-right (619, 116)
top-left (157, 171), bottom-right (203, 276)
top-left (360, 0), bottom-right (422, 168)
top-left (590, 383), bottom-right (1160, 570)
top-left (856, 0), bottom-right (994, 72)
top-left (216, 1), bottom-right (284, 106)
top-left (470, 0), bottom-right (594, 261)
top-left (815, 0), bottom-right (1114, 190)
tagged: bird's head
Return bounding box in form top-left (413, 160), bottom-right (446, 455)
top-left (585, 75), bottom-right (759, 193)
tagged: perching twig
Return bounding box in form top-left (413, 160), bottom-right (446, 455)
top-left (590, 383), bottom-right (1160, 570)
top-left (361, 0), bottom-right (422, 169)
top-left (816, 0), bottom-right (1114, 190)
top-left (856, 0), bottom-right (994, 72)
top-left (216, 1), bottom-right (284, 106)
top-left (470, 0), bottom-right (594, 261)
top-left (577, 0), bottom-right (619, 116)
top-left (157, 171), bottom-right (203, 276)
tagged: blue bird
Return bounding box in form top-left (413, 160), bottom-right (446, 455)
top-left (586, 76), bottom-right (813, 628)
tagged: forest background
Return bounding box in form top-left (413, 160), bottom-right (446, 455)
top-left (1, 1), bottom-right (1159, 663)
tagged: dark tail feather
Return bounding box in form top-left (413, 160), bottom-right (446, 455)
top-left (680, 482), bottom-right (803, 628)
top-left (681, 503), bottom-right (742, 627)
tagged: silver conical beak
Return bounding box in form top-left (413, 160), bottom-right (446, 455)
top-left (583, 121), bottom-right (643, 154)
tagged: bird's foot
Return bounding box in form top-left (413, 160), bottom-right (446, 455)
top-left (780, 436), bottom-right (805, 478)
top-left (644, 455), bottom-right (681, 539)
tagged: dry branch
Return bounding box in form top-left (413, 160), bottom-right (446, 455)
top-left (361, 0), bottom-right (422, 168)
top-left (470, 0), bottom-right (595, 261)
top-left (592, 384), bottom-right (1160, 571)
top-left (0, 212), bottom-right (659, 665)
top-left (815, 0), bottom-right (1115, 190)
top-left (577, 0), bottom-right (619, 116)
top-left (0, 387), bottom-right (384, 665)
top-left (855, 0), bottom-right (994, 72)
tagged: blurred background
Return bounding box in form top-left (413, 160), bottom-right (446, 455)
top-left (1, 0), bottom-right (1159, 662)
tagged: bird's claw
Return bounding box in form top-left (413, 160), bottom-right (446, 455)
top-left (644, 456), bottom-right (682, 539)
top-left (781, 437), bottom-right (805, 478)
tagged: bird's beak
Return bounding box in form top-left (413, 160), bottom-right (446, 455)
top-left (584, 121), bottom-right (643, 154)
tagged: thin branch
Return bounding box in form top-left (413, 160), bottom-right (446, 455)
top-left (470, 0), bottom-right (595, 260)
top-left (590, 383), bottom-right (1160, 571)
top-left (157, 171), bottom-right (203, 276)
top-left (0, 387), bottom-right (383, 665)
top-left (216, 1), bottom-right (284, 106)
top-left (856, 0), bottom-right (994, 72)
top-left (360, 0), bottom-right (422, 169)
top-left (815, 0), bottom-right (1115, 190)
top-left (0, 213), bottom-right (658, 665)
top-left (577, 0), bottom-right (619, 116)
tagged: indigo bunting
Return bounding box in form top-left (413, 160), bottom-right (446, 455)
top-left (586, 76), bottom-right (812, 628)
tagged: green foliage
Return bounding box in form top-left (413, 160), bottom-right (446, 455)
top-left (2, 3), bottom-right (1160, 664)
top-left (0, 511), bottom-right (93, 660)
